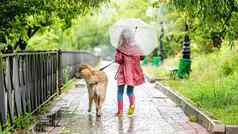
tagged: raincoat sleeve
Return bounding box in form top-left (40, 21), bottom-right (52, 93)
top-left (115, 49), bottom-right (123, 64)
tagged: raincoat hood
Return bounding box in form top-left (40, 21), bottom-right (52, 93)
top-left (117, 41), bottom-right (143, 56)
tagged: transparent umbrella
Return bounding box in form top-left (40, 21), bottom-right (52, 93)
top-left (109, 18), bottom-right (158, 55)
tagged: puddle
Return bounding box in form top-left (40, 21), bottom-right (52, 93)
top-left (32, 109), bottom-right (62, 133)
top-left (151, 96), bottom-right (168, 99)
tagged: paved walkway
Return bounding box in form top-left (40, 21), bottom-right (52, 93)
top-left (47, 61), bottom-right (208, 134)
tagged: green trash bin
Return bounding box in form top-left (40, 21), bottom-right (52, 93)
top-left (142, 57), bottom-right (148, 65)
top-left (177, 58), bottom-right (192, 79)
top-left (152, 56), bottom-right (160, 66)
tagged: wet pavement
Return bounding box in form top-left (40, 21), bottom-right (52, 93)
top-left (46, 61), bottom-right (208, 134)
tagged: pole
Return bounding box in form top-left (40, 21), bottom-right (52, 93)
top-left (57, 50), bottom-right (63, 95)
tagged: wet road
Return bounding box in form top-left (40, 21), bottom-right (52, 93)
top-left (49, 61), bottom-right (208, 134)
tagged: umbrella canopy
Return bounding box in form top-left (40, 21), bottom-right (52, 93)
top-left (109, 18), bottom-right (158, 55)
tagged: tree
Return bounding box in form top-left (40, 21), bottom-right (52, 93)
top-left (168, 0), bottom-right (238, 48)
top-left (27, 0), bottom-right (153, 50)
top-left (0, 0), bottom-right (108, 51)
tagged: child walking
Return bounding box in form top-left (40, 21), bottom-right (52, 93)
top-left (114, 29), bottom-right (145, 117)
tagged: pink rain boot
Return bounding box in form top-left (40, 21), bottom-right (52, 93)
top-left (116, 101), bottom-right (123, 117)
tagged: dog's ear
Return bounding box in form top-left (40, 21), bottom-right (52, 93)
top-left (78, 64), bottom-right (93, 72)
top-left (78, 64), bottom-right (87, 72)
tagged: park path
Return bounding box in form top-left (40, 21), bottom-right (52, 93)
top-left (46, 61), bottom-right (208, 134)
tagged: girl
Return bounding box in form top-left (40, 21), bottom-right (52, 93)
top-left (115, 29), bottom-right (145, 117)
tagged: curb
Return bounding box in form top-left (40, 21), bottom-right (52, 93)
top-left (226, 125), bottom-right (238, 134)
top-left (155, 82), bottom-right (225, 134)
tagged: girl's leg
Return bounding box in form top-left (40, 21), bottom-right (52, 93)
top-left (117, 85), bottom-right (125, 113)
top-left (126, 85), bottom-right (135, 106)
top-left (127, 85), bottom-right (135, 116)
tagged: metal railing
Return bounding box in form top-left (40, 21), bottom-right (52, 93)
top-left (0, 50), bottom-right (99, 130)
top-left (61, 51), bottom-right (100, 81)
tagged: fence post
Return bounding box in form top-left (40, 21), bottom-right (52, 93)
top-left (57, 50), bottom-right (63, 95)
top-left (0, 54), bottom-right (6, 130)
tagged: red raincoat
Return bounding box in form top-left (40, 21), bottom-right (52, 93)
top-left (115, 49), bottom-right (145, 86)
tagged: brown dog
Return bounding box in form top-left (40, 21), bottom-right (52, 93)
top-left (75, 64), bottom-right (108, 117)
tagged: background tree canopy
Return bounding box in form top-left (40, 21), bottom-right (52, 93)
top-left (27, 0), bottom-right (153, 51)
top-left (1, 0), bottom-right (238, 54)
top-left (0, 0), bottom-right (108, 51)
top-left (168, 0), bottom-right (238, 48)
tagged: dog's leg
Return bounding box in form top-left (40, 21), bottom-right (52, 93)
top-left (88, 97), bottom-right (93, 112)
top-left (97, 98), bottom-right (102, 117)
top-left (96, 96), bottom-right (101, 117)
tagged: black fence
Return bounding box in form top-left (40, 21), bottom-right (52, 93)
top-left (0, 50), bottom-right (99, 130)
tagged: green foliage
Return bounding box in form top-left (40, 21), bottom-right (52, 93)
top-left (0, 0), bottom-right (108, 49)
top-left (220, 48), bottom-right (238, 76)
top-left (147, 46), bottom-right (238, 124)
top-left (189, 115), bottom-right (198, 122)
top-left (62, 79), bottom-right (76, 92)
top-left (0, 113), bottom-right (33, 133)
top-left (162, 33), bottom-right (184, 56)
top-left (0, 0), bottom-right (155, 51)
top-left (63, 66), bottom-right (71, 83)
top-left (168, 0), bottom-right (238, 44)
top-left (0, 130), bottom-right (10, 134)
top-left (27, 15), bottom-right (111, 50)
top-left (147, 2), bottom-right (187, 56)
top-left (14, 113), bottom-right (34, 129)
top-left (147, 0), bottom-right (238, 54)
top-left (110, 0), bottom-right (150, 21)
top-left (143, 65), bottom-right (170, 78)
top-left (70, 15), bottom-right (110, 49)
top-left (26, 0), bottom-right (153, 50)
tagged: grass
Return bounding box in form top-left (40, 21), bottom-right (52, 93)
top-left (62, 79), bottom-right (76, 92)
top-left (143, 46), bottom-right (238, 125)
top-left (143, 65), bottom-right (170, 78)
top-left (0, 113), bottom-right (35, 134)
top-left (143, 56), bottom-right (179, 79)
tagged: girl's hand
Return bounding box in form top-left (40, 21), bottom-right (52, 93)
top-left (140, 56), bottom-right (145, 61)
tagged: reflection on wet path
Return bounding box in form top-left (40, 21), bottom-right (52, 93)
top-left (47, 62), bottom-right (208, 134)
